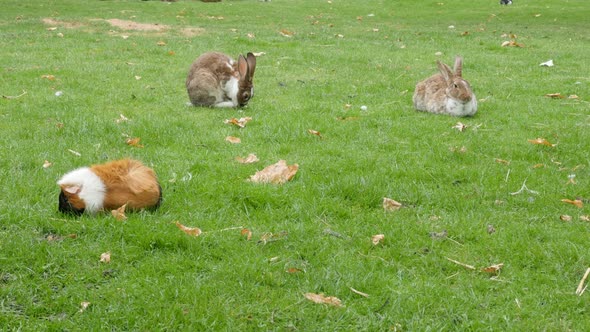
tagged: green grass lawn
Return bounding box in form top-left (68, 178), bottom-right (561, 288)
top-left (1, 0), bottom-right (589, 330)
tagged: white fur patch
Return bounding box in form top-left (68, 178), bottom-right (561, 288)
top-left (446, 96), bottom-right (478, 116)
top-left (57, 167), bottom-right (106, 213)
top-left (218, 76), bottom-right (239, 107)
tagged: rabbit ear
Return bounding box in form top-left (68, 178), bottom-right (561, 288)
top-left (62, 185), bottom-right (81, 195)
top-left (453, 56), bottom-right (463, 77)
top-left (246, 52), bottom-right (256, 81)
top-left (437, 61), bottom-right (454, 83)
top-left (237, 54), bottom-right (248, 80)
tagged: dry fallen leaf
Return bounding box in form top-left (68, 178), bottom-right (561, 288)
top-left (501, 40), bottom-right (524, 47)
top-left (487, 224), bottom-right (496, 234)
top-left (371, 234), bottom-right (385, 245)
top-left (545, 93), bottom-right (565, 99)
top-left (495, 158), bottom-right (510, 165)
top-left (240, 228), bottom-right (252, 241)
top-left (156, 41), bottom-right (166, 46)
top-left (580, 215), bottom-right (590, 222)
top-left (235, 154), bottom-right (259, 164)
top-left (126, 137), bottom-right (144, 148)
top-left (528, 138), bottom-right (555, 147)
top-left (383, 197), bottom-right (402, 211)
top-left (111, 204), bottom-right (127, 221)
top-left (249, 160), bottom-right (299, 184)
top-left (115, 114), bottom-right (129, 123)
top-left (41, 74), bottom-right (56, 80)
top-left (286, 267), bottom-right (302, 274)
top-left (279, 29), bottom-right (294, 37)
top-left (100, 252), bottom-right (111, 264)
top-left (568, 94), bottom-right (579, 99)
top-left (252, 52), bottom-right (266, 57)
top-left (308, 129), bottom-right (322, 138)
top-left (79, 301), bottom-right (91, 313)
top-left (224, 117), bottom-right (252, 128)
top-left (561, 199), bottom-right (584, 208)
top-left (452, 122), bottom-right (467, 132)
top-left (481, 263), bottom-right (504, 274)
top-left (533, 163), bottom-right (545, 169)
top-left (225, 136), bottom-right (241, 144)
top-left (449, 146), bottom-right (467, 153)
top-left (43, 160), bottom-right (52, 169)
top-left (175, 221), bottom-right (202, 237)
top-left (560, 215), bottom-right (572, 222)
top-left (304, 293), bottom-right (342, 307)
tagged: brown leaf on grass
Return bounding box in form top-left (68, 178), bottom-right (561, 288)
top-left (532, 163), bottom-right (545, 169)
top-left (258, 231), bottom-right (288, 244)
top-left (561, 199), bottom-right (583, 208)
top-left (279, 29), bottom-right (294, 37)
top-left (42, 160), bottom-right (53, 169)
top-left (452, 122), bottom-right (467, 132)
top-left (79, 301), bottom-right (91, 313)
top-left (99, 252), bottom-right (111, 264)
top-left (175, 221), bottom-right (202, 237)
top-left (382, 197), bottom-right (402, 211)
top-left (501, 40), bottom-right (524, 47)
top-left (495, 158), bottom-right (510, 165)
top-left (528, 138), bottom-right (555, 147)
top-left (41, 74), bottom-right (56, 80)
top-left (545, 93), bottom-right (565, 99)
top-left (371, 234), bottom-right (385, 245)
top-left (249, 160), bottom-right (298, 184)
top-left (308, 129), bottom-right (322, 138)
top-left (252, 52), bottom-right (266, 57)
top-left (156, 41), bottom-right (166, 46)
top-left (560, 215), bottom-right (572, 222)
top-left (235, 154), bottom-right (259, 164)
top-left (225, 136), bottom-right (241, 144)
top-left (304, 293), bottom-right (342, 307)
top-left (126, 137), bottom-right (144, 148)
top-left (481, 263), bottom-right (504, 274)
top-left (580, 215), bottom-right (590, 222)
top-left (111, 204), bottom-right (127, 221)
top-left (240, 228), bottom-right (252, 241)
top-left (568, 94), bottom-right (579, 99)
top-left (224, 117), bottom-right (252, 128)
top-left (286, 267), bottom-right (302, 274)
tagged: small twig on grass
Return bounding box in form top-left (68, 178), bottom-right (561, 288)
top-left (445, 237), bottom-right (464, 246)
top-left (358, 251), bottom-right (388, 263)
top-left (374, 297), bottom-right (390, 313)
top-left (575, 267), bottom-right (590, 296)
top-left (445, 257), bottom-right (476, 270)
top-left (510, 179), bottom-right (539, 196)
top-left (2, 90), bottom-right (27, 99)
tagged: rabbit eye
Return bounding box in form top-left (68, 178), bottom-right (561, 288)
top-left (453, 83), bottom-right (458, 88)
top-left (243, 93), bottom-right (250, 101)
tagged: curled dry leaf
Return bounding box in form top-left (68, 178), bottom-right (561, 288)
top-left (279, 29), bottom-right (294, 37)
top-left (126, 137), bottom-right (144, 148)
top-left (308, 129), bottom-right (322, 138)
top-left (100, 252), bottom-right (111, 264)
top-left (481, 263), bottom-right (504, 274)
top-left (175, 221), bottom-right (202, 237)
top-left (225, 136), bottom-right (241, 144)
top-left (249, 160), bottom-right (298, 184)
top-left (545, 93), bottom-right (565, 99)
top-left (371, 234), bottom-right (385, 245)
top-left (580, 215), bottom-right (590, 222)
top-left (495, 158), bottom-right (510, 165)
top-left (236, 154), bottom-right (259, 164)
top-left (79, 301), bottom-right (91, 313)
top-left (286, 267), bottom-right (302, 274)
top-left (43, 160), bottom-right (53, 169)
top-left (240, 228), bottom-right (252, 241)
top-left (156, 41), bottom-right (166, 46)
top-left (304, 293), bottom-right (342, 307)
top-left (452, 122), bottom-right (467, 132)
top-left (528, 138), bottom-right (555, 147)
top-left (561, 199), bottom-right (583, 208)
top-left (111, 204), bottom-right (127, 221)
top-left (560, 215), bottom-right (572, 222)
top-left (383, 197), bottom-right (402, 211)
top-left (224, 117), bottom-right (252, 128)
top-left (41, 74), bottom-right (56, 80)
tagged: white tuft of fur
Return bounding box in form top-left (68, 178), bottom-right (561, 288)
top-left (217, 76), bottom-right (239, 108)
top-left (446, 96), bottom-right (478, 117)
top-left (57, 167), bottom-right (106, 213)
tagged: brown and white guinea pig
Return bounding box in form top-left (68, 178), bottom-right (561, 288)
top-left (57, 159), bottom-right (162, 215)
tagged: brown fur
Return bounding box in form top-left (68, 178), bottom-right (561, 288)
top-left (90, 159), bottom-right (161, 210)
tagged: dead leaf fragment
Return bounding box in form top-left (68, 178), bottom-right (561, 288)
top-left (561, 199), bottom-right (583, 208)
top-left (126, 137), bottom-right (144, 148)
top-left (286, 267), bottom-right (302, 274)
top-left (111, 204), bottom-right (127, 221)
top-left (79, 301), bottom-right (91, 313)
top-left (43, 160), bottom-right (52, 169)
top-left (528, 138), bottom-right (555, 147)
top-left (560, 215), bottom-right (572, 222)
top-left (568, 94), bottom-right (579, 99)
top-left (252, 52), bottom-right (266, 57)
top-left (487, 224), bottom-right (496, 234)
top-left (175, 221), bottom-right (202, 237)
top-left (308, 129), bottom-right (322, 138)
top-left (279, 29), bottom-right (294, 37)
top-left (495, 158), bottom-right (510, 165)
top-left (241, 228), bottom-right (252, 241)
top-left (224, 117), bottom-right (252, 128)
top-left (156, 41), bottom-right (166, 46)
top-left (249, 160), bottom-right (299, 184)
top-left (371, 234), bottom-right (385, 245)
top-left (100, 252), bottom-right (111, 264)
top-left (304, 293), bottom-right (342, 307)
top-left (481, 263), bottom-right (504, 274)
top-left (41, 74), bottom-right (56, 80)
top-left (225, 136), bottom-right (241, 144)
top-left (452, 122), bottom-right (467, 132)
top-left (235, 154), bottom-right (259, 164)
top-left (115, 114), bottom-right (129, 123)
top-left (545, 93), bottom-right (565, 99)
top-left (382, 197), bottom-right (402, 211)
top-left (501, 40), bottom-right (524, 47)
top-left (580, 215), bottom-right (590, 222)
